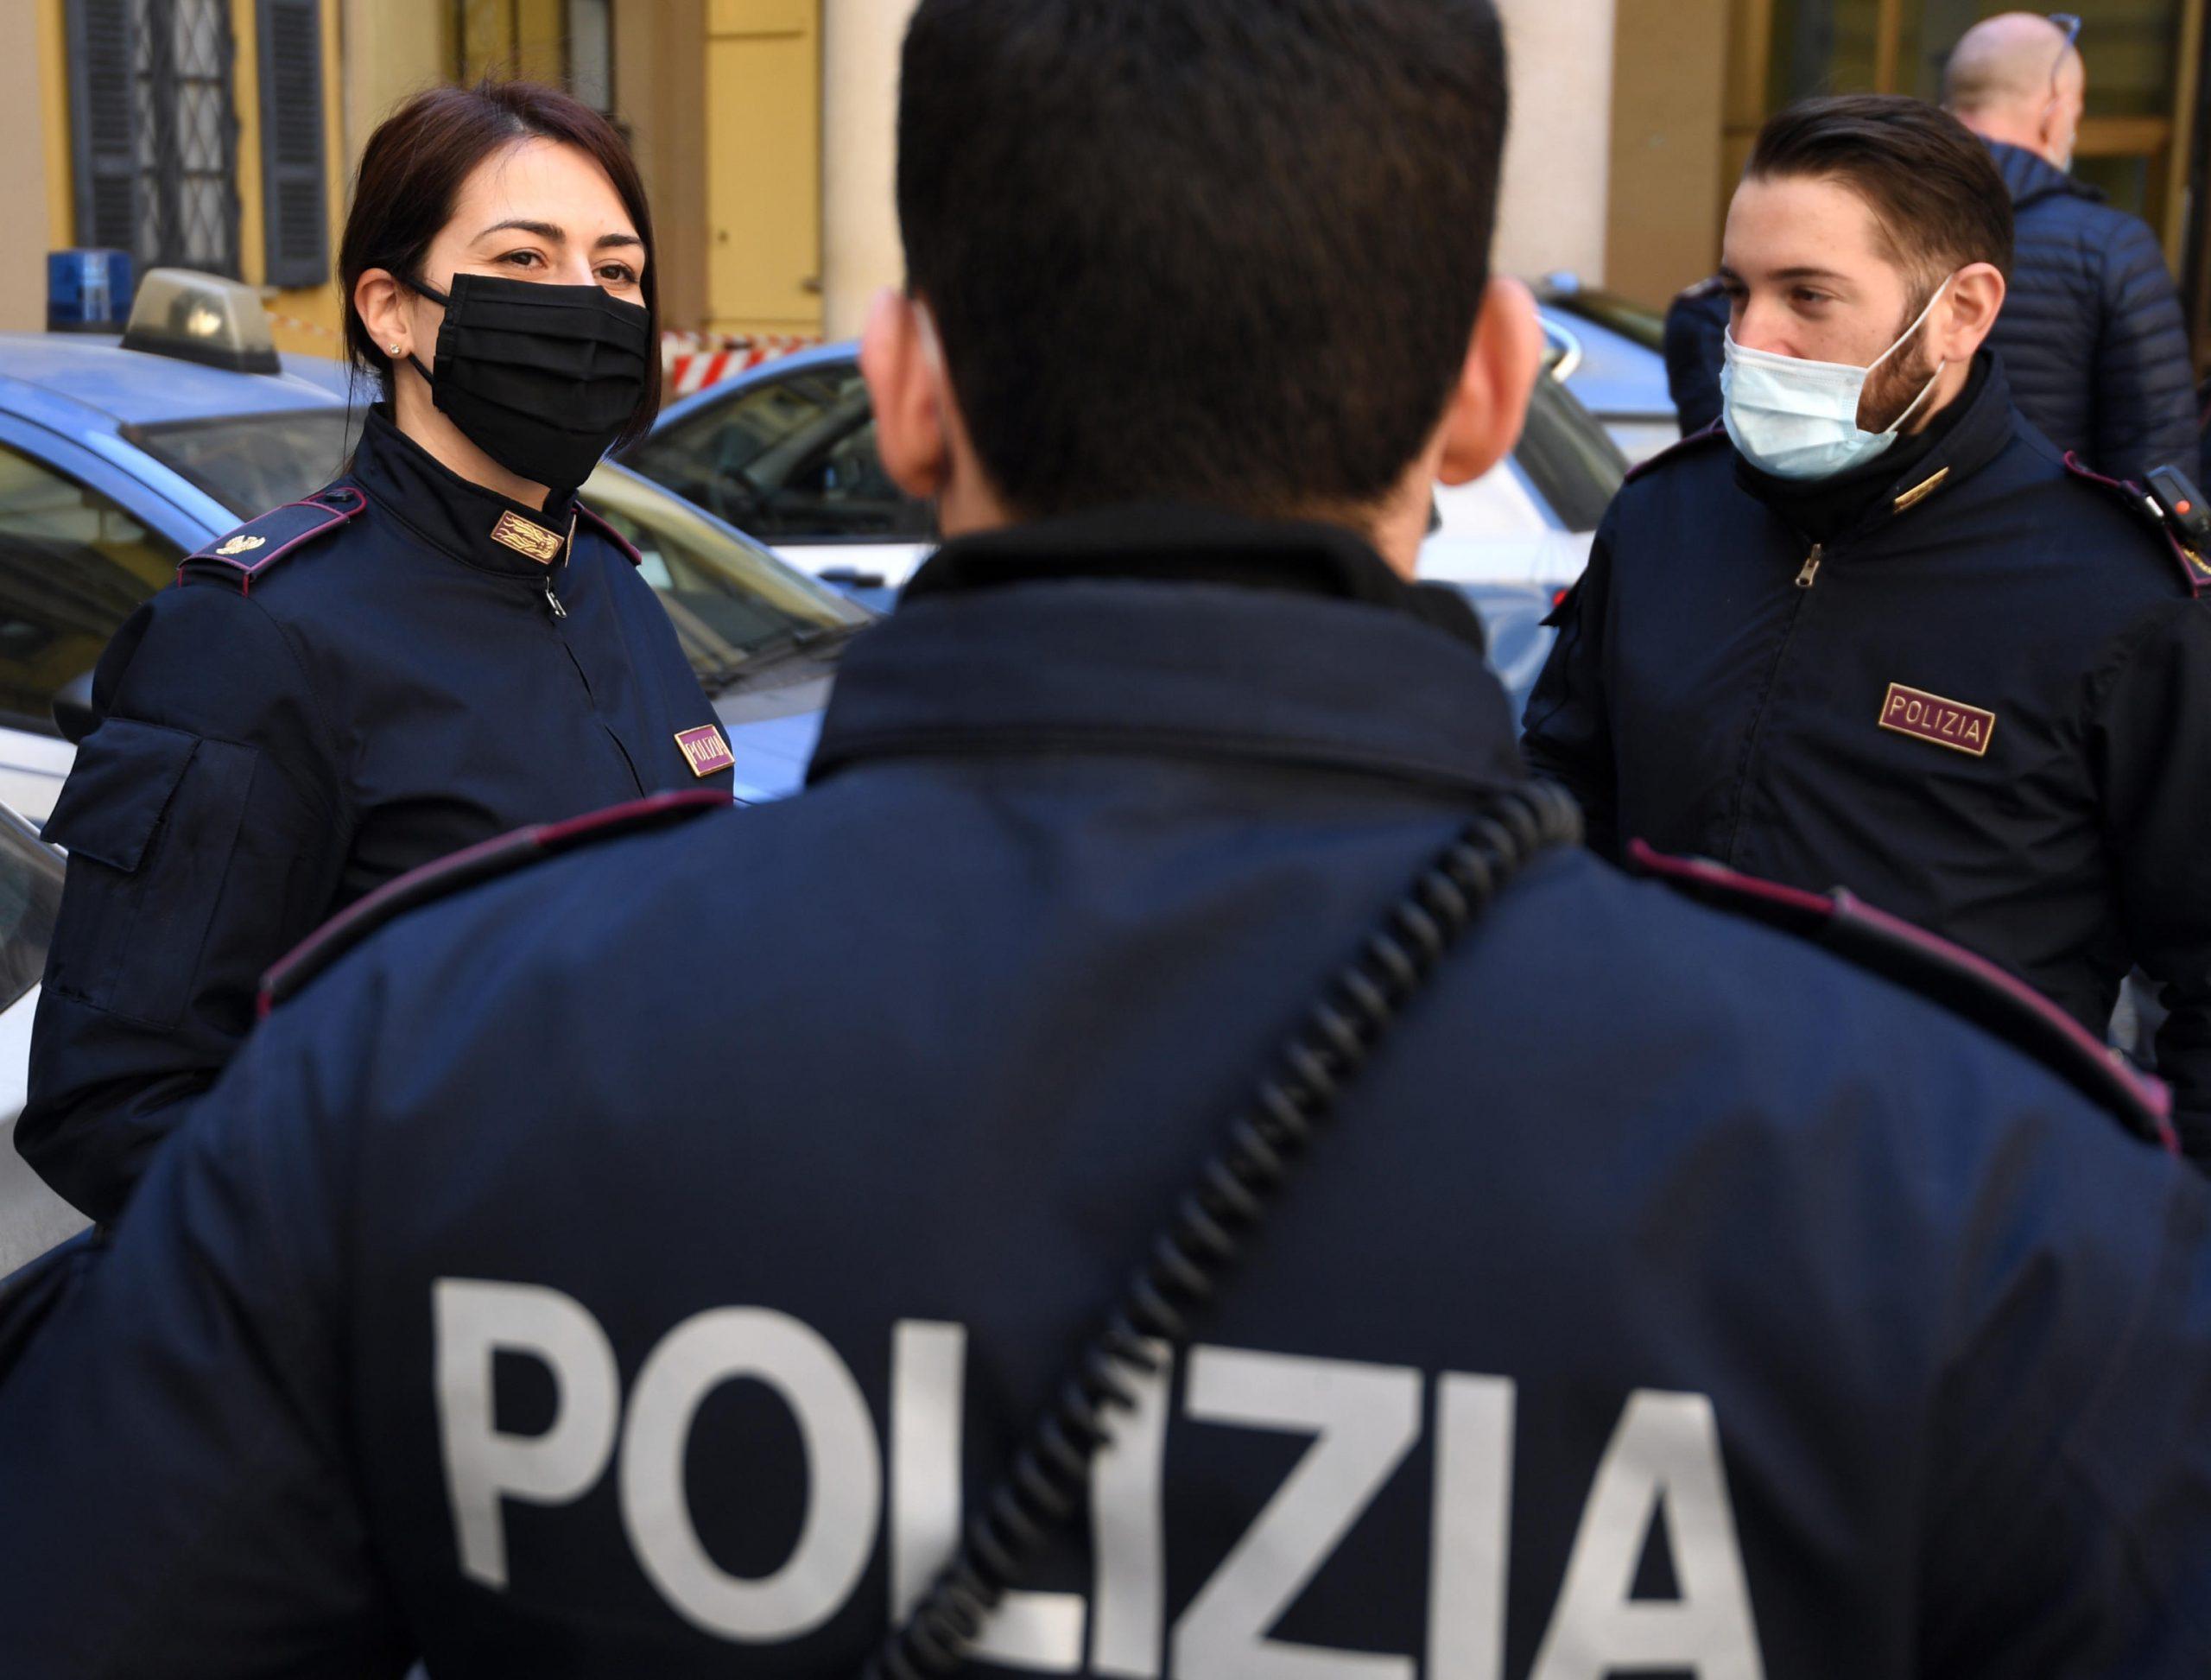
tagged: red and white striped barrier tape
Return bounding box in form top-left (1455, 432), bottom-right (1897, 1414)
top-left (662, 333), bottom-right (819, 396)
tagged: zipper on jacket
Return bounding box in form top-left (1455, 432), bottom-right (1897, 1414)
top-left (541, 523), bottom-right (646, 798)
top-left (1722, 542), bottom-right (1829, 864)
top-left (544, 513), bottom-right (577, 619)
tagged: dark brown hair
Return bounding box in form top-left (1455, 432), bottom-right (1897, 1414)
top-left (1746, 95), bottom-right (2014, 295)
top-left (897, 0), bottom-right (1508, 522)
top-left (339, 80), bottom-right (662, 443)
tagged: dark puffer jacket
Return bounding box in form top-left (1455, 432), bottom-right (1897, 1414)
top-left (1984, 139), bottom-right (2196, 486)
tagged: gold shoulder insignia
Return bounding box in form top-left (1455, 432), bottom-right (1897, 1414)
top-left (214, 533), bottom-right (267, 557)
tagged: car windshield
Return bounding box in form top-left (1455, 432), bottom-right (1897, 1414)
top-left (579, 466), bottom-right (868, 685)
top-left (127, 409), bottom-right (356, 513)
top-left (622, 362), bottom-right (935, 542)
top-left (129, 411), bottom-right (866, 688)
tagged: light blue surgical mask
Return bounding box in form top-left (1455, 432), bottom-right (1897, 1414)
top-left (1720, 278), bottom-right (1951, 480)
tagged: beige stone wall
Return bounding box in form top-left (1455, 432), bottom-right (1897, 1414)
top-left (1606, 0), bottom-right (1729, 306)
top-left (618, 0), bottom-right (711, 334)
top-left (0, 2), bottom-right (54, 332)
top-left (341, 0), bottom-right (449, 159)
top-left (821, 0), bottom-right (919, 338)
top-left (1493, 0), bottom-right (1618, 285)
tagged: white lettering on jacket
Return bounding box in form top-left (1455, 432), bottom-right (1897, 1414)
top-left (434, 1285), bottom-right (1764, 1677)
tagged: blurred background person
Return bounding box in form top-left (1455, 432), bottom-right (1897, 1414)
top-left (1663, 273), bottom-right (1731, 434)
top-left (1945, 11), bottom-right (2196, 485)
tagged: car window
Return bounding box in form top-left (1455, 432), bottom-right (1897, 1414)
top-left (578, 466), bottom-right (869, 688)
top-left (624, 366), bottom-right (936, 544)
top-left (0, 446), bottom-right (181, 735)
top-left (1514, 378), bottom-right (1626, 532)
top-left (130, 409), bottom-right (356, 517)
top-left (0, 807), bottom-right (60, 1012)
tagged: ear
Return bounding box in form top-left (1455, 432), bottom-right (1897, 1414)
top-left (860, 288), bottom-right (952, 501)
top-left (1932, 262), bottom-right (2006, 364)
top-left (1435, 276), bottom-right (1544, 487)
top-left (353, 268), bottom-right (412, 364)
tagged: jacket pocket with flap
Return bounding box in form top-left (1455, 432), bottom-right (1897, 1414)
top-left (43, 718), bottom-right (260, 1029)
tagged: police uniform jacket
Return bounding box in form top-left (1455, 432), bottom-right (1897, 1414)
top-left (1524, 354), bottom-right (2211, 1155)
top-left (17, 406), bottom-right (734, 1221)
top-left (0, 506), bottom-right (2206, 1677)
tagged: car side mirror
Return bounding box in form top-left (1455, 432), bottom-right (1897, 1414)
top-left (53, 671), bottom-right (98, 745)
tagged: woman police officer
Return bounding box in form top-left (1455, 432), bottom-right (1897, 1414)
top-left (18, 82), bottom-right (736, 1222)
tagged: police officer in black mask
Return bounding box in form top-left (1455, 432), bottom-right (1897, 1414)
top-left (16, 82), bottom-right (736, 1224)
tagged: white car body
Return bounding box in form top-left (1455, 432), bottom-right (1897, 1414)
top-left (752, 457), bottom-right (1599, 596)
top-left (0, 986), bottom-right (86, 1275)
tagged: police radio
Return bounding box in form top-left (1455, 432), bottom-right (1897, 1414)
top-left (865, 783), bottom-right (1582, 1680)
top-left (2144, 465), bottom-right (2211, 554)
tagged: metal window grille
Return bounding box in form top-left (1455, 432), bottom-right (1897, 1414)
top-left (67, 0), bottom-right (241, 279)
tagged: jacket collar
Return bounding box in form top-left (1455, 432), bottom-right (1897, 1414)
top-left (900, 502), bottom-right (1491, 648)
top-left (811, 505), bottom-right (1525, 797)
top-left (349, 406), bottom-right (579, 580)
top-left (1733, 352), bottom-right (2017, 545)
top-left (1986, 137), bottom-right (2101, 209)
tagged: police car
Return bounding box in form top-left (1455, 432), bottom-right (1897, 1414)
top-left (0, 271), bottom-right (867, 821)
top-left (1536, 273), bottom-right (1680, 465)
top-left (622, 340), bottom-right (1627, 710)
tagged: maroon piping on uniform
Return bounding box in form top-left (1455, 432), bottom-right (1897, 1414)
top-left (257, 788), bottom-right (727, 1018)
top-left (573, 500), bottom-right (644, 567)
top-left (1627, 840), bottom-right (2176, 1151)
top-left (2062, 452), bottom-right (2204, 599)
top-left (187, 488), bottom-right (369, 596)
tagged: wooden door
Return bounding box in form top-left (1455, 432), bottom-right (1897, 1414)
top-left (705, 0), bottom-right (822, 335)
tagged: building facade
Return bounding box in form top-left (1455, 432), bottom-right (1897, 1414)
top-left (3, 1), bottom-right (2205, 360)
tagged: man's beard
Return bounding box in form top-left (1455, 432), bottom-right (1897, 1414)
top-left (1855, 310), bottom-right (1942, 434)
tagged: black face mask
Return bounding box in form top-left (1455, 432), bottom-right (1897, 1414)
top-left (405, 272), bottom-right (652, 497)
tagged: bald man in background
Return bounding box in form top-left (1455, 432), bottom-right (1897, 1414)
top-left (1944, 12), bottom-right (2196, 485)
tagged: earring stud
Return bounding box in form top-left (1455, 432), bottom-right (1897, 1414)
top-left (388, 343), bottom-right (402, 355)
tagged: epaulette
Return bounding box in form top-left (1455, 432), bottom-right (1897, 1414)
top-left (1626, 840), bottom-right (2175, 1152)
top-left (2062, 453), bottom-right (2208, 598)
top-left (574, 500), bottom-right (643, 567)
top-left (1622, 420), bottom-right (1727, 485)
top-left (258, 789), bottom-right (729, 1018)
top-left (181, 486), bottom-right (366, 595)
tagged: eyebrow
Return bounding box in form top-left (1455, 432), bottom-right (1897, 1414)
top-left (475, 218), bottom-right (644, 251)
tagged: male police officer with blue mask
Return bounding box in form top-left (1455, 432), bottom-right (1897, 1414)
top-left (3, 11), bottom-right (2211, 1678)
top-left (1526, 94), bottom-right (2211, 1161)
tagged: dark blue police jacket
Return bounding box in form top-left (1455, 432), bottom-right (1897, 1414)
top-left (1524, 355), bottom-right (2211, 1157)
top-left (16, 406), bottom-right (734, 1222)
top-left (0, 508), bottom-right (2206, 1677)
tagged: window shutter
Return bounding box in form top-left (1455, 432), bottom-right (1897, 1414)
top-left (67, 0), bottom-right (143, 256)
top-left (257, 0), bottom-right (326, 288)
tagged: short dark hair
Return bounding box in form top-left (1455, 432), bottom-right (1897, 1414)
top-left (339, 81), bottom-right (662, 445)
top-left (896, 0), bottom-right (1509, 522)
top-left (1745, 96), bottom-right (2013, 294)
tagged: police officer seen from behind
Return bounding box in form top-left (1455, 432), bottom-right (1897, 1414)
top-left (6, 7), bottom-right (2211, 1676)
top-left (16, 82), bottom-right (736, 1224)
top-left (1525, 95), bottom-right (2211, 1158)
top-left (1944, 13), bottom-right (2199, 487)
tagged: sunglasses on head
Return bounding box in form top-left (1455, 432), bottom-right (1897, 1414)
top-left (2047, 12), bottom-right (2081, 94)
